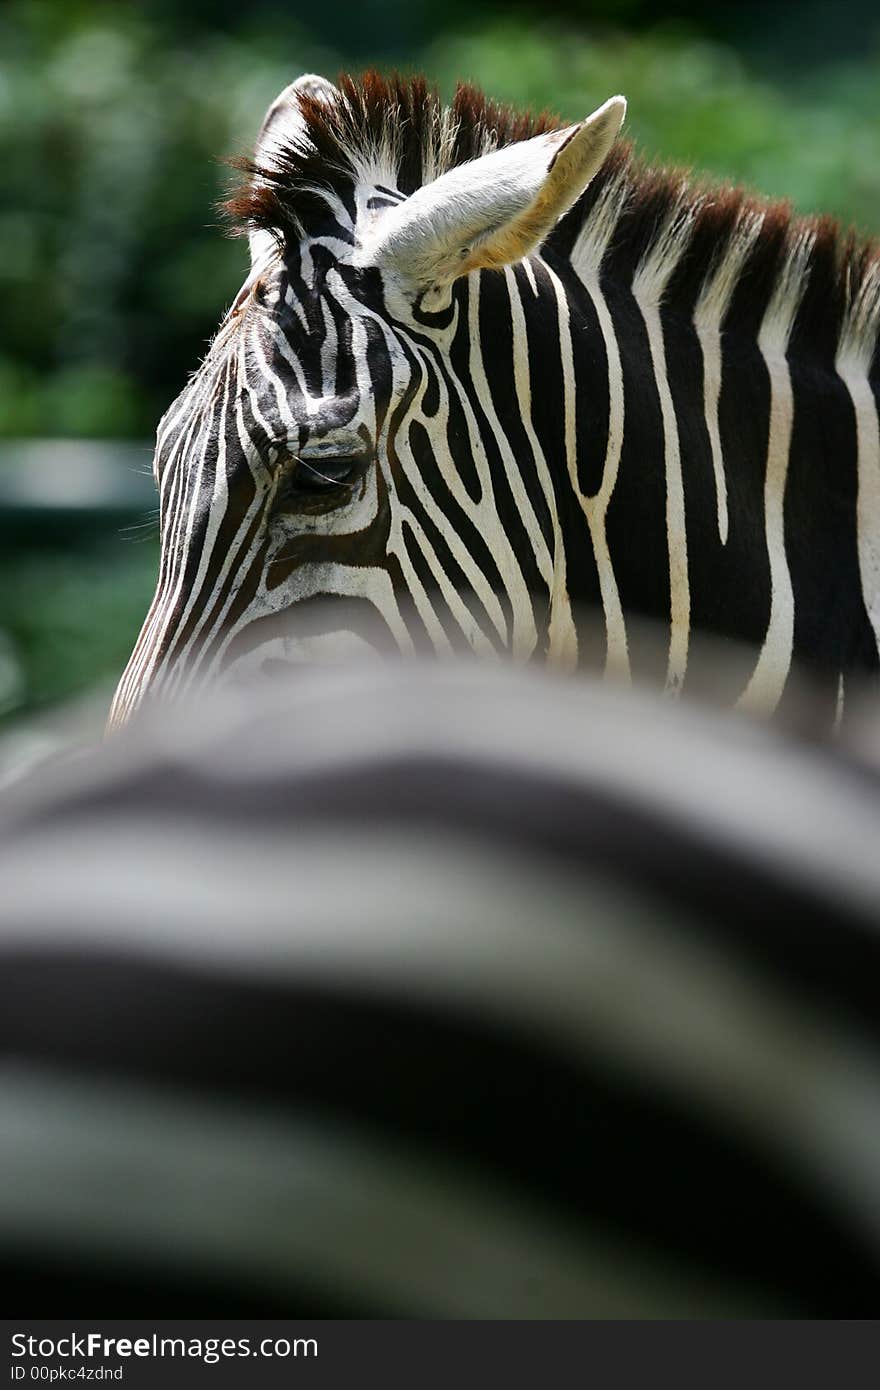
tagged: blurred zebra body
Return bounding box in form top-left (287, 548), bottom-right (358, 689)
top-left (110, 73), bottom-right (880, 727)
top-left (7, 660), bottom-right (880, 1314)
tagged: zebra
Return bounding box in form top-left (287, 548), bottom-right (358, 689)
top-left (8, 659), bottom-right (880, 1314)
top-left (109, 71), bottom-right (880, 730)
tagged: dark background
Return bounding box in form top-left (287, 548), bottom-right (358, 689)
top-left (1, 0), bottom-right (878, 721)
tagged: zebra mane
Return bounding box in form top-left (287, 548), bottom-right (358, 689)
top-left (225, 71), bottom-right (563, 233)
top-left (225, 70), bottom-right (880, 375)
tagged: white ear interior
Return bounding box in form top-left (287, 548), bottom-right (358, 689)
top-left (249, 73), bottom-right (339, 268)
top-left (363, 94), bottom-right (626, 300)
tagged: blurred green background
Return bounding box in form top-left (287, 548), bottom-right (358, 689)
top-left (1, 0), bottom-right (879, 726)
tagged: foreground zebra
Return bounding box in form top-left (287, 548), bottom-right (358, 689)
top-left (6, 662), bottom-right (880, 1313)
top-left (110, 72), bottom-right (880, 728)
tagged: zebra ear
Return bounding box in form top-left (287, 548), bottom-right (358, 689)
top-left (364, 95), bottom-right (626, 309)
top-left (249, 74), bottom-right (339, 267)
top-left (254, 73), bottom-right (339, 167)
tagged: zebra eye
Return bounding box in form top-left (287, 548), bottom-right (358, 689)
top-left (293, 456), bottom-right (360, 491)
top-left (275, 450), bottom-right (370, 510)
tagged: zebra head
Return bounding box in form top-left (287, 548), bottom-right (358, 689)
top-left (109, 74), bottom-right (625, 728)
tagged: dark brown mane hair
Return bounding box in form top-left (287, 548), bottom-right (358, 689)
top-left (225, 70), bottom-right (564, 236)
top-left (225, 70), bottom-right (880, 373)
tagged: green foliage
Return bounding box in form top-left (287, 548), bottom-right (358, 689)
top-left (424, 20), bottom-right (880, 230)
top-left (0, 539), bottom-right (159, 717)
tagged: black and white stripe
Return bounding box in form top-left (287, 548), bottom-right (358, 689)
top-left (8, 661), bottom-right (880, 1314)
top-left (109, 73), bottom-right (880, 728)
